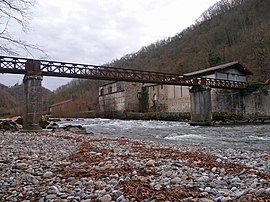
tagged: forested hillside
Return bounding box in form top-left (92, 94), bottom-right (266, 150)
top-left (0, 86), bottom-right (18, 116)
top-left (0, 83), bottom-right (53, 117)
top-left (50, 79), bottom-right (101, 116)
top-left (109, 0), bottom-right (270, 81)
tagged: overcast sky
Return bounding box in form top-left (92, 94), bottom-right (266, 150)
top-left (0, 0), bottom-right (218, 90)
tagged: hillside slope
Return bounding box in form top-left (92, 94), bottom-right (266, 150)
top-left (51, 0), bottom-right (270, 116)
top-left (0, 88), bottom-right (18, 116)
top-left (0, 83), bottom-right (53, 116)
top-left (110, 0), bottom-right (270, 81)
top-left (50, 79), bottom-right (101, 117)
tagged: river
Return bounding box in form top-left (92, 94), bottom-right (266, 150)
top-left (57, 118), bottom-right (270, 151)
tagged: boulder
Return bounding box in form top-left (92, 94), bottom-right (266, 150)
top-left (0, 120), bottom-right (20, 132)
top-left (62, 125), bottom-right (86, 134)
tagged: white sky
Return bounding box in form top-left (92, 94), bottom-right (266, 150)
top-left (0, 0), bottom-right (218, 90)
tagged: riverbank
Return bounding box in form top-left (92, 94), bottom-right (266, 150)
top-left (98, 111), bottom-right (270, 124)
top-left (0, 131), bottom-right (269, 201)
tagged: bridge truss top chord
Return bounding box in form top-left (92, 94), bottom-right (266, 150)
top-left (0, 55), bottom-right (245, 89)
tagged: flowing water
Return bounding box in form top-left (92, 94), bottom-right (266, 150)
top-left (57, 118), bottom-right (270, 151)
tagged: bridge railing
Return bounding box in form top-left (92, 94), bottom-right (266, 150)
top-left (204, 77), bottom-right (245, 88)
top-left (0, 56), bottom-right (27, 74)
top-left (0, 56), bottom-right (246, 89)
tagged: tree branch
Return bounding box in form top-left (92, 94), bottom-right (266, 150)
top-left (0, 0), bottom-right (45, 56)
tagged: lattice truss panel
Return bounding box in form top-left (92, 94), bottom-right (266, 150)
top-left (0, 56), bottom-right (245, 89)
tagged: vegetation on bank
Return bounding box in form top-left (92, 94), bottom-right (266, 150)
top-left (240, 82), bottom-right (269, 96)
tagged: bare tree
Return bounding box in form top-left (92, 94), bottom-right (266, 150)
top-left (195, 0), bottom-right (248, 25)
top-left (0, 0), bottom-right (42, 55)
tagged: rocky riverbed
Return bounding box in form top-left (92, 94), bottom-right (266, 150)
top-left (0, 130), bottom-right (269, 202)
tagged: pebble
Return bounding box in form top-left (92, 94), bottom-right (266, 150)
top-left (221, 197), bottom-right (232, 202)
top-left (0, 130), bottom-right (269, 201)
top-left (146, 159), bottom-right (155, 167)
top-left (66, 177), bottom-right (75, 182)
top-left (171, 177), bottom-right (181, 184)
top-left (255, 188), bottom-right (266, 195)
top-left (111, 190), bottom-right (123, 200)
top-left (204, 187), bottom-right (211, 192)
top-left (74, 180), bottom-right (82, 187)
top-left (99, 194), bottom-right (112, 202)
top-left (197, 176), bottom-right (210, 182)
top-left (116, 195), bottom-right (128, 202)
top-left (199, 198), bottom-right (212, 202)
top-left (43, 171), bottom-right (53, 178)
top-left (211, 167), bottom-right (217, 173)
top-left (16, 163), bottom-right (28, 170)
top-left (48, 186), bottom-right (59, 194)
top-left (46, 194), bottom-right (57, 199)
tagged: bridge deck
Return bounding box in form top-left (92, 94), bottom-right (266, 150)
top-left (0, 56), bottom-right (245, 89)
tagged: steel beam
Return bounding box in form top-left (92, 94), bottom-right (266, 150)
top-left (0, 56), bottom-right (246, 89)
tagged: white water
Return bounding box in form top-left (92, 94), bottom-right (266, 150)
top-left (57, 118), bottom-right (270, 151)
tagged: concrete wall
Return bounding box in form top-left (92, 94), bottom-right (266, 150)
top-left (212, 89), bottom-right (244, 114)
top-left (212, 86), bottom-right (270, 120)
top-left (167, 97), bottom-right (190, 112)
top-left (146, 84), bottom-right (270, 121)
top-left (147, 85), bottom-right (190, 112)
top-left (99, 82), bottom-right (124, 113)
top-left (167, 86), bottom-right (190, 112)
top-left (243, 88), bottom-right (270, 119)
top-left (124, 83), bottom-right (142, 112)
top-left (99, 82), bottom-right (142, 115)
top-left (99, 91), bottom-right (126, 113)
top-left (190, 86), bottom-right (212, 123)
top-left (148, 85), bottom-right (168, 111)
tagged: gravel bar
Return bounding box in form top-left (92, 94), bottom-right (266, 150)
top-left (0, 131), bottom-right (269, 202)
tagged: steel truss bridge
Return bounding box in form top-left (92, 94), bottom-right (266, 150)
top-left (0, 56), bottom-right (245, 89)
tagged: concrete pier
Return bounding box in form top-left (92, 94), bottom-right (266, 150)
top-left (189, 86), bottom-right (212, 125)
top-left (23, 60), bottom-right (43, 131)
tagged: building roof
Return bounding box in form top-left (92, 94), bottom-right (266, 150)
top-left (184, 61), bottom-right (253, 77)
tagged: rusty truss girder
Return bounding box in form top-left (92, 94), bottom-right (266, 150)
top-left (0, 56), bottom-right (26, 74)
top-left (0, 56), bottom-right (245, 89)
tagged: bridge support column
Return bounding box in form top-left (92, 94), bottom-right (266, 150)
top-left (189, 86), bottom-right (212, 126)
top-left (23, 60), bottom-right (43, 131)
